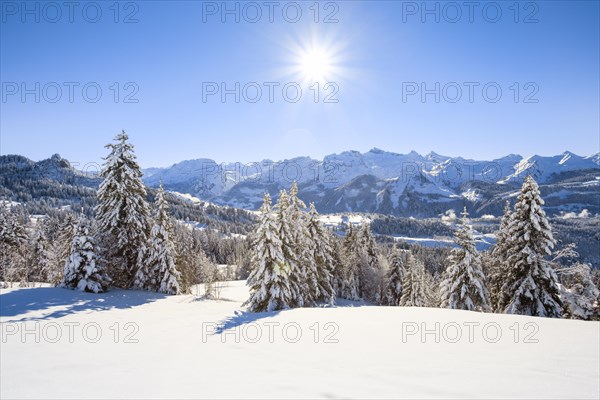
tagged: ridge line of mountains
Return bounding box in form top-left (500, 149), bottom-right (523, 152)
top-left (2, 148), bottom-right (598, 217)
top-left (142, 148), bottom-right (600, 216)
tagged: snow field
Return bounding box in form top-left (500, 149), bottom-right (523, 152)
top-left (1, 280), bottom-right (598, 399)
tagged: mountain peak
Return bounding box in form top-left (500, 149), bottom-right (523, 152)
top-left (425, 151), bottom-right (449, 161)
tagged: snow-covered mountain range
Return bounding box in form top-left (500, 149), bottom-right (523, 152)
top-left (142, 149), bottom-right (600, 217)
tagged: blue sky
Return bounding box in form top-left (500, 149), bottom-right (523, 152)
top-left (1, 0), bottom-right (599, 168)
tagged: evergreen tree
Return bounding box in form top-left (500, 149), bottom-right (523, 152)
top-left (48, 212), bottom-right (78, 286)
top-left (0, 205), bottom-right (28, 246)
top-left (338, 225), bottom-right (361, 300)
top-left (245, 193), bottom-right (292, 312)
top-left (439, 208), bottom-right (490, 312)
top-left (400, 255), bottom-right (431, 307)
top-left (135, 185), bottom-right (181, 294)
top-left (172, 222), bottom-right (210, 294)
top-left (384, 250), bottom-right (405, 306)
top-left (0, 205), bottom-right (29, 286)
top-left (329, 236), bottom-right (345, 298)
top-left (95, 130), bottom-right (151, 288)
top-left (559, 263), bottom-right (600, 320)
top-left (275, 189), bottom-right (306, 307)
top-left (356, 224), bottom-right (384, 303)
top-left (488, 201), bottom-right (513, 311)
top-left (498, 176), bottom-right (563, 317)
top-left (30, 223), bottom-right (53, 284)
top-left (305, 202), bottom-right (336, 304)
top-left (287, 182), bottom-right (316, 305)
top-left (62, 215), bottom-right (110, 293)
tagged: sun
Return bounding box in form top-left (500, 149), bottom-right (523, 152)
top-left (300, 48), bottom-right (332, 83)
top-left (283, 34), bottom-right (348, 87)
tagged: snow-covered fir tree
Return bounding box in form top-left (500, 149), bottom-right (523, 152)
top-left (135, 185), bottom-right (181, 295)
top-left (287, 182), bottom-right (316, 305)
top-left (337, 225), bottom-right (361, 300)
top-left (305, 202), bottom-right (336, 304)
top-left (329, 236), bottom-right (345, 298)
top-left (498, 176), bottom-right (563, 318)
top-left (559, 262), bottom-right (600, 320)
top-left (356, 224), bottom-right (384, 303)
top-left (95, 130), bottom-right (151, 288)
top-left (488, 201), bottom-right (512, 311)
top-left (245, 193), bottom-right (292, 312)
top-left (275, 189), bottom-right (307, 307)
top-left (439, 208), bottom-right (490, 312)
top-left (0, 205), bottom-right (28, 248)
top-left (48, 212), bottom-right (78, 286)
top-left (30, 223), bottom-right (54, 284)
top-left (62, 215), bottom-right (110, 293)
top-left (172, 222), bottom-right (212, 295)
top-left (384, 250), bottom-right (405, 306)
top-left (549, 245), bottom-right (599, 320)
top-left (400, 255), bottom-right (432, 307)
top-left (0, 205), bottom-right (29, 287)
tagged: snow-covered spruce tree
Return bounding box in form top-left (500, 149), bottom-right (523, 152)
top-left (172, 222), bottom-right (209, 294)
top-left (305, 202), bottom-right (336, 305)
top-left (439, 208), bottom-right (490, 312)
top-left (30, 223), bottom-right (54, 284)
top-left (95, 130), bottom-right (151, 288)
top-left (488, 201), bottom-right (512, 311)
top-left (275, 189), bottom-right (307, 307)
top-left (62, 215), bottom-right (110, 293)
top-left (356, 224), bottom-right (385, 303)
top-left (399, 254), bottom-right (432, 307)
top-left (287, 182), bottom-right (317, 305)
top-left (0, 205), bottom-right (29, 287)
top-left (337, 225), bottom-right (361, 300)
top-left (550, 245), bottom-right (599, 320)
top-left (498, 176), bottom-right (563, 317)
top-left (135, 185), bottom-right (181, 295)
top-left (384, 250), bottom-right (405, 306)
top-left (48, 212), bottom-right (78, 286)
top-left (245, 193), bottom-right (293, 312)
top-left (559, 262), bottom-right (600, 320)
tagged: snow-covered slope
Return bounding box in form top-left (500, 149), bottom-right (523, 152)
top-left (142, 149), bottom-right (600, 216)
top-left (1, 282), bottom-right (598, 399)
top-left (498, 151), bottom-right (599, 183)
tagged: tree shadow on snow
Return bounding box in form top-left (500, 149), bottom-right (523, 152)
top-left (215, 309), bottom-right (282, 334)
top-left (214, 297), bottom-right (372, 334)
top-left (0, 287), bottom-right (167, 322)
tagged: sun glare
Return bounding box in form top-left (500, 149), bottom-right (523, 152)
top-left (300, 48), bottom-right (332, 82)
